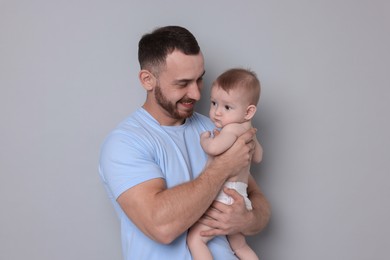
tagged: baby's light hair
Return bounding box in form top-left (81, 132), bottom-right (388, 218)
top-left (213, 68), bottom-right (261, 105)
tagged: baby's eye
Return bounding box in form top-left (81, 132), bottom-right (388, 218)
top-left (225, 105), bottom-right (231, 110)
top-left (211, 101), bottom-right (217, 106)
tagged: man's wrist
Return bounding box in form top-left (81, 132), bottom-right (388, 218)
top-left (240, 209), bottom-right (257, 236)
top-left (206, 158), bottom-right (232, 180)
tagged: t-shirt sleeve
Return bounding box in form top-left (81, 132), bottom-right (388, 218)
top-left (99, 131), bottom-right (164, 199)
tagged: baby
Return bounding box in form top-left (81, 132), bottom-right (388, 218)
top-left (187, 68), bottom-right (263, 260)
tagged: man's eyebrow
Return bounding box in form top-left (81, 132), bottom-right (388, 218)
top-left (174, 70), bottom-right (206, 83)
top-left (174, 78), bottom-right (191, 84)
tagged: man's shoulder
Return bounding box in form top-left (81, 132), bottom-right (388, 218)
top-left (102, 109), bottom-right (156, 146)
top-left (111, 108), bottom-right (157, 133)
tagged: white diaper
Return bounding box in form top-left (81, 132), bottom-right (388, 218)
top-left (216, 181), bottom-right (253, 210)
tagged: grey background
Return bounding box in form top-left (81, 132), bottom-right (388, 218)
top-left (1, 1), bottom-right (389, 259)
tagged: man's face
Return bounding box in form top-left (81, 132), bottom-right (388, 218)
top-left (152, 50), bottom-right (205, 125)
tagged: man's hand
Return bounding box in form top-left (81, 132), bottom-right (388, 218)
top-left (209, 128), bottom-right (257, 180)
top-left (197, 187), bottom-right (253, 237)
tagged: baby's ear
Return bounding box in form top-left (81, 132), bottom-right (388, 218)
top-left (244, 105), bottom-right (257, 120)
top-left (139, 70), bottom-right (157, 91)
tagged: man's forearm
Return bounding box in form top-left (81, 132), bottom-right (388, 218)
top-left (151, 166), bottom-right (228, 241)
top-left (117, 159), bottom-right (234, 244)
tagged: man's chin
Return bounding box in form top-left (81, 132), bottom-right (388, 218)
top-left (178, 110), bottom-right (194, 119)
top-left (184, 111), bottom-right (194, 118)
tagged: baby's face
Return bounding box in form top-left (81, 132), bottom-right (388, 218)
top-left (209, 85), bottom-right (250, 128)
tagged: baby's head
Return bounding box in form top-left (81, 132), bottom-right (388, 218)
top-left (209, 68), bottom-right (261, 128)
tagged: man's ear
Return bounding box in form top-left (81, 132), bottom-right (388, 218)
top-left (244, 105), bottom-right (257, 120)
top-left (139, 70), bottom-right (157, 91)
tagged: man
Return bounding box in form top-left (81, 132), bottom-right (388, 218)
top-left (99, 25), bottom-right (270, 259)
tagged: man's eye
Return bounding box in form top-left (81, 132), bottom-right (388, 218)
top-left (179, 82), bottom-right (188, 87)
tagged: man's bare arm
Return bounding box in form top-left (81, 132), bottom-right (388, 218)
top-left (117, 129), bottom-right (257, 244)
top-left (241, 175), bottom-right (271, 235)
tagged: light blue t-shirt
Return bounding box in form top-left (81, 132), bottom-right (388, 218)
top-left (99, 108), bottom-right (238, 260)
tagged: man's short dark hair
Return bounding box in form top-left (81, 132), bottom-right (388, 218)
top-left (138, 26), bottom-right (200, 74)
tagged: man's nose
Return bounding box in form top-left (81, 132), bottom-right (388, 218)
top-left (188, 82), bottom-right (201, 101)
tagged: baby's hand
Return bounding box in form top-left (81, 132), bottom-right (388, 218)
top-left (200, 131), bottom-right (211, 139)
top-left (213, 129), bottom-right (220, 137)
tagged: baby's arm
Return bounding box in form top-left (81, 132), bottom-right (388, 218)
top-left (200, 128), bottom-right (239, 156)
top-left (252, 137), bottom-right (263, 163)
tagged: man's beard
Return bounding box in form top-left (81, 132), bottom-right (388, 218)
top-left (155, 84), bottom-right (195, 120)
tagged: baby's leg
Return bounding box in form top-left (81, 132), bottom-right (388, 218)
top-left (187, 222), bottom-right (215, 260)
top-left (228, 233), bottom-right (259, 260)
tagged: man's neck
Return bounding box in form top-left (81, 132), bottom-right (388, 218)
top-left (142, 104), bottom-right (185, 126)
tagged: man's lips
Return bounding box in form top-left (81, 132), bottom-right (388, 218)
top-left (179, 100), bottom-right (195, 109)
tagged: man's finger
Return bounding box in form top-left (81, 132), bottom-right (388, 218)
top-left (223, 187), bottom-right (244, 202)
top-left (200, 228), bottom-right (227, 237)
top-left (242, 128), bottom-right (257, 144)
